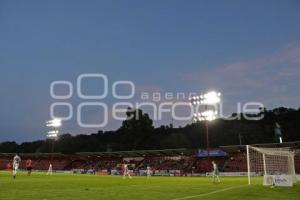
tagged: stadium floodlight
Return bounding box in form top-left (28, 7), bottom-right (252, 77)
top-left (190, 91), bottom-right (221, 106)
top-left (46, 118), bottom-right (62, 128)
top-left (46, 119), bottom-right (62, 163)
top-left (47, 130), bottom-right (59, 139)
top-left (47, 130), bottom-right (59, 134)
top-left (190, 91), bottom-right (221, 169)
top-left (190, 90), bottom-right (221, 121)
top-left (46, 119), bottom-right (61, 139)
top-left (197, 110), bottom-right (218, 121)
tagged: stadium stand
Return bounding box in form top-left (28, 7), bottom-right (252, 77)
top-left (1, 142), bottom-right (299, 176)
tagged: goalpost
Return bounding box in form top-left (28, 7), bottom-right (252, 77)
top-left (246, 145), bottom-right (297, 186)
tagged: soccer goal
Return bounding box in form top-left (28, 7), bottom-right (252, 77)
top-left (246, 145), bottom-right (297, 187)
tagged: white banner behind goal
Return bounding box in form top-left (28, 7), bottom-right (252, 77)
top-left (246, 145), bottom-right (297, 186)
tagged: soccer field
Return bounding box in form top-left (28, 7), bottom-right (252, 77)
top-left (0, 172), bottom-right (299, 200)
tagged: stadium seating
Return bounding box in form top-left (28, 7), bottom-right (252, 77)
top-left (1, 147), bottom-right (299, 175)
top-left (222, 153), bottom-right (247, 172)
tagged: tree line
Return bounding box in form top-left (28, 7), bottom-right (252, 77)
top-left (0, 107), bottom-right (299, 153)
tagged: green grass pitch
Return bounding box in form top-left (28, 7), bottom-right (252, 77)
top-left (0, 171), bottom-right (299, 200)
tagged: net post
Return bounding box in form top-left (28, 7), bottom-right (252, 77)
top-left (290, 152), bottom-right (296, 183)
top-left (246, 145), bottom-right (251, 185)
top-left (263, 153), bottom-right (267, 175)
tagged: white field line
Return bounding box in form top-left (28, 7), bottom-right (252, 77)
top-left (171, 185), bottom-right (247, 200)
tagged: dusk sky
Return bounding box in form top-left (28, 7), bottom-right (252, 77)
top-left (1, 0), bottom-right (300, 142)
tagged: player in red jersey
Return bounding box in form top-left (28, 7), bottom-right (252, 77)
top-left (26, 159), bottom-right (33, 176)
top-left (6, 162), bottom-right (12, 170)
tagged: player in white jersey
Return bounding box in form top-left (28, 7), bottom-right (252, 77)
top-left (122, 163), bottom-right (132, 179)
top-left (47, 163), bottom-right (53, 175)
top-left (13, 154), bottom-right (21, 179)
top-left (146, 165), bottom-right (151, 178)
top-left (212, 161), bottom-right (220, 183)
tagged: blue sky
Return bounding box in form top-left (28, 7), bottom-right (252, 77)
top-left (0, 0), bottom-right (300, 142)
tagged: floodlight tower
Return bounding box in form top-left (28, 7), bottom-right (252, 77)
top-left (190, 91), bottom-right (221, 169)
top-left (46, 118), bottom-right (62, 154)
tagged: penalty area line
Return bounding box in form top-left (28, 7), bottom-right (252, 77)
top-left (171, 185), bottom-right (247, 200)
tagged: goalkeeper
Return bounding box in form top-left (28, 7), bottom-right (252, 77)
top-left (212, 161), bottom-right (221, 183)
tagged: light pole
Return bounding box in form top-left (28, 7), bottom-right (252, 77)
top-left (239, 133), bottom-right (243, 145)
top-left (46, 119), bottom-right (61, 159)
top-left (274, 122), bottom-right (283, 144)
top-left (190, 91), bottom-right (221, 170)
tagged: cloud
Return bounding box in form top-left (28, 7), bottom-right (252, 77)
top-left (135, 84), bottom-right (163, 93)
top-left (180, 41), bottom-right (300, 109)
top-left (221, 41), bottom-right (300, 72)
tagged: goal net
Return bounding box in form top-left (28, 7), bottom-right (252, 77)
top-left (246, 145), bottom-right (297, 186)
